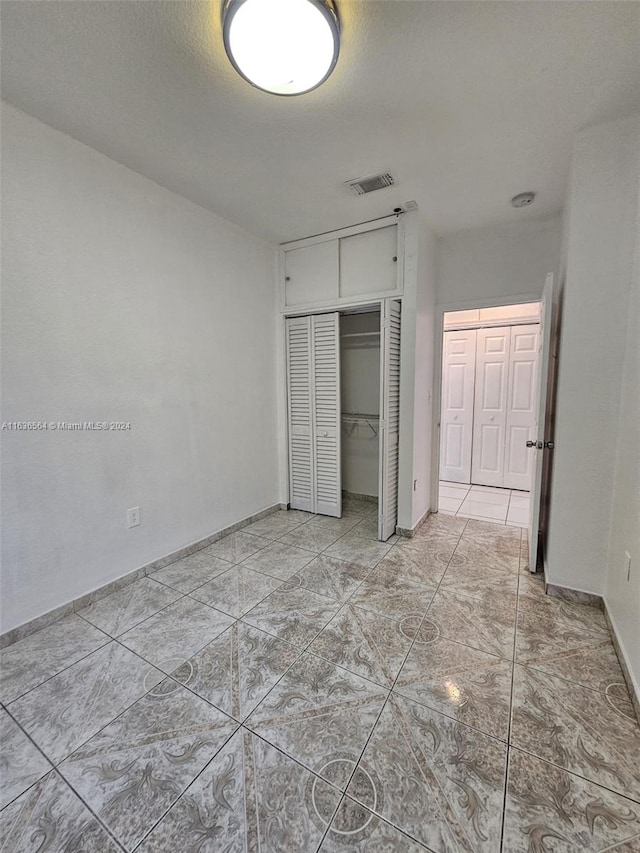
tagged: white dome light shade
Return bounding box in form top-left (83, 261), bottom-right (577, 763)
top-left (223, 0), bottom-right (340, 96)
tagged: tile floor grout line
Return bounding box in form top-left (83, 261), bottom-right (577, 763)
top-left (149, 562), bottom-right (232, 595)
top-left (314, 691), bottom-right (392, 851)
top-left (76, 582), bottom-right (190, 642)
top-left (5, 510), bottom-right (638, 848)
top-left (238, 550), bottom-right (386, 728)
top-left (319, 792), bottom-right (434, 853)
top-left (2, 619), bottom-right (113, 707)
top-left (7, 627), bottom-right (237, 779)
top-left (5, 644), bottom-right (171, 768)
top-left (31, 631), bottom-right (246, 852)
top-left (507, 742), bottom-right (640, 807)
top-left (185, 572), bottom-right (289, 621)
top-left (500, 741), bottom-right (514, 852)
top-left (518, 657), bottom-right (633, 702)
top-left (1, 703), bottom-right (127, 851)
top-left (111, 616), bottom-right (244, 696)
top-left (153, 528), bottom-right (329, 596)
top-left (383, 517), bottom-right (521, 751)
top-left (129, 721), bottom-right (242, 852)
top-left (498, 526), bottom-right (523, 852)
top-left (53, 768), bottom-right (129, 853)
top-left (599, 832), bottom-right (640, 853)
top-left (316, 516), bottom-right (472, 849)
top-left (0, 703), bottom-right (55, 810)
top-left (242, 531), bottom-right (401, 849)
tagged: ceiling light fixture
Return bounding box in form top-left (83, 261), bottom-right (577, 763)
top-left (222, 0), bottom-right (340, 96)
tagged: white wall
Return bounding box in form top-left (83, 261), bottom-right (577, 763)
top-left (1, 104), bottom-right (279, 632)
top-left (410, 219), bottom-right (438, 527)
top-left (605, 186), bottom-right (640, 699)
top-left (437, 216), bottom-right (562, 307)
top-left (546, 114), bottom-right (640, 605)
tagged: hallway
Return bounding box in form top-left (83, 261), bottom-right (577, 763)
top-left (439, 481), bottom-right (530, 527)
top-left (1, 503), bottom-right (638, 850)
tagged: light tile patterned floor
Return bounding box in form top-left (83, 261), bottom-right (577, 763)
top-left (1, 502), bottom-right (639, 851)
top-left (439, 481), bottom-right (531, 526)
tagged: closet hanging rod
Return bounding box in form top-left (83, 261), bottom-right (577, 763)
top-left (341, 331), bottom-right (380, 339)
top-left (341, 412), bottom-right (380, 420)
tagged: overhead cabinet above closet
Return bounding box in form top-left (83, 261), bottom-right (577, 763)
top-left (282, 220), bottom-right (402, 310)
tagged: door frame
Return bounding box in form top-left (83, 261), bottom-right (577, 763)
top-left (431, 292), bottom-right (544, 513)
top-left (279, 299), bottom-right (389, 513)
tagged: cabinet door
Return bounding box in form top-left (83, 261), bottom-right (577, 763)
top-left (378, 300), bottom-right (401, 540)
top-left (339, 225), bottom-right (398, 299)
top-left (504, 324), bottom-right (539, 490)
top-left (286, 317), bottom-right (314, 512)
top-left (284, 241), bottom-right (339, 307)
top-left (286, 313), bottom-right (342, 517)
top-left (440, 330), bottom-right (476, 484)
top-left (471, 327), bottom-right (510, 487)
top-left (312, 314), bottom-right (342, 517)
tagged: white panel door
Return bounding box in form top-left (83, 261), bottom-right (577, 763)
top-left (471, 327), bottom-right (510, 487)
top-left (311, 313), bottom-right (342, 517)
top-left (378, 300), bottom-right (401, 541)
top-left (284, 240), bottom-right (339, 307)
top-left (286, 316), bottom-right (314, 512)
top-left (339, 226), bottom-right (398, 299)
top-left (504, 324), bottom-right (539, 490)
top-left (440, 330), bottom-right (476, 484)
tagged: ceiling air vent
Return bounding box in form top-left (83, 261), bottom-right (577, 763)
top-left (346, 172), bottom-right (395, 196)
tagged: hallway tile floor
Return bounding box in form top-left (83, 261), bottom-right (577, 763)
top-left (1, 503), bottom-right (639, 851)
top-left (439, 481), bottom-right (531, 526)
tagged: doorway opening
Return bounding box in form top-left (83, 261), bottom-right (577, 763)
top-left (438, 301), bottom-right (542, 527)
top-left (285, 299), bottom-right (401, 541)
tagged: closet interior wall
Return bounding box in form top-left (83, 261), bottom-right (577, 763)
top-left (340, 311), bottom-right (381, 499)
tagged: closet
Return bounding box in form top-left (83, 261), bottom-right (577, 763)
top-left (440, 319), bottom-right (539, 490)
top-left (285, 300), bottom-right (401, 541)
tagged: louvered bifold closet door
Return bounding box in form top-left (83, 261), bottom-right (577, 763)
top-left (286, 316), bottom-right (314, 512)
top-left (378, 300), bottom-right (402, 540)
top-left (311, 313), bottom-right (342, 517)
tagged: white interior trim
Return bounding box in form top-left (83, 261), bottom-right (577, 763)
top-left (280, 214), bottom-right (401, 250)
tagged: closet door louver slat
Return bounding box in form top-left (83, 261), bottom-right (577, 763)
top-left (286, 317), bottom-right (314, 512)
top-left (378, 300), bottom-right (402, 540)
top-left (312, 313), bottom-right (342, 517)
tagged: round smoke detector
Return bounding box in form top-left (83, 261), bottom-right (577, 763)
top-left (511, 192), bottom-right (536, 208)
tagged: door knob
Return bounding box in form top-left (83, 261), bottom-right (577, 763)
top-left (526, 440), bottom-right (536, 448)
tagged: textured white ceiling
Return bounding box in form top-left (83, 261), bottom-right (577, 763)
top-left (2, 1), bottom-right (639, 242)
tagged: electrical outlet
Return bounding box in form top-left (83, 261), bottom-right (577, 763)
top-left (625, 551), bottom-right (632, 582)
top-left (127, 506), bottom-right (141, 528)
